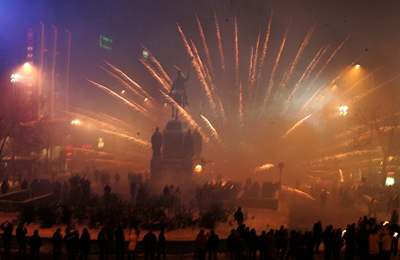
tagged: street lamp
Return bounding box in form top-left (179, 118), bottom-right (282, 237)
top-left (338, 105), bottom-right (349, 117)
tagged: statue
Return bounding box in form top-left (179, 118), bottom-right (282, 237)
top-left (151, 127), bottom-right (162, 157)
top-left (170, 67), bottom-right (190, 119)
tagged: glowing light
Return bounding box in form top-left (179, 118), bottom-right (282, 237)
top-left (339, 169), bottom-right (344, 183)
top-left (10, 73), bottom-right (22, 83)
top-left (70, 119), bottom-right (82, 126)
top-left (22, 62), bottom-right (33, 73)
top-left (121, 90), bottom-right (126, 94)
top-left (142, 49), bottom-right (149, 59)
top-left (194, 164), bottom-right (203, 174)
top-left (355, 64), bottom-right (361, 69)
top-left (385, 176), bottom-right (395, 187)
top-left (144, 97), bottom-right (149, 102)
top-left (338, 105), bottom-right (349, 116)
top-left (97, 137), bottom-right (105, 149)
top-left (394, 232), bottom-right (398, 238)
top-left (255, 163), bottom-right (275, 172)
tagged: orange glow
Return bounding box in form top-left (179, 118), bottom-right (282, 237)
top-left (194, 164), bottom-right (203, 174)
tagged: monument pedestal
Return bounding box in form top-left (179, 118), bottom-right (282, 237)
top-left (150, 119), bottom-right (202, 189)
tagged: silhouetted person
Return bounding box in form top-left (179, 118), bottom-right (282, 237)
top-left (276, 226), bottom-right (287, 259)
top-left (128, 228), bottom-right (139, 260)
top-left (227, 229), bottom-right (236, 260)
top-left (29, 229), bottom-right (42, 260)
top-left (115, 225), bottom-right (125, 260)
top-left (65, 228), bottom-right (78, 260)
top-left (332, 229), bottom-right (343, 259)
top-left (1, 221), bottom-right (13, 257)
top-left (248, 228), bottom-right (257, 260)
top-left (322, 225), bottom-right (333, 259)
top-left (80, 228), bottom-right (91, 260)
top-left (157, 228), bottom-right (166, 260)
top-left (207, 229), bottom-right (219, 260)
top-left (21, 179), bottom-right (28, 189)
top-left (143, 229), bottom-right (157, 260)
top-left (16, 222), bottom-right (28, 257)
top-left (97, 227), bottom-right (107, 260)
top-left (151, 127), bottom-right (163, 157)
top-left (234, 207), bottom-right (244, 226)
top-left (343, 224), bottom-right (356, 260)
top-left (312, 221), bottom-right (323, 253)
top-left (1, 179), bottom-right (9, 193)
top-left (381, 226), bottom-right (392, 260)
top-left (195, 229), bottom-right (208, 260)
top-left (52, 228), bottom-right (63, 260)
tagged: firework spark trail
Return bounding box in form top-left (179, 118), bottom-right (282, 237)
top-left (282, 114), bottom-right (312, 138)
top-left (351, 73), bottom-right (400, 104)
top-left (100, 66), bottom-right (143, 97)
top-left (248, 47), bottom-right (254, 85)
top-left (234, 17), bottom-right (240, 86)
top-left (140, 47), bottom-right (173, 86)
top-left (299, 87), bottom-right (324, 113)
top-left (190, 39), bottom-right (224, 115)
top-left (286, 47), bottom-right (325, 103)
top-left (188, 39), bottom-right (219, 113)
top-left (196, 15), bottom-right (213, 73)
top-left (160, 91), bottom-right (209, 142)
top-left (105, 62), bottom-right (152, 98)
top-left (280, 27), bottom-right (315, 89)
top-left (250, 33), bottom-right (261, 87)
top-left (100, 128), bottom-right (150, 147)
top-left (312, 148), bottom-right (380, 163)
top-left (239, 82), bottom-right (244, 124)
top-left (87, 80), bottom-right (148, 114)
top-left (67, 111), bottom-right (150, 147)
top-left (140, 59), bottom-right (171, 92)
top-left (300, 62), bottom-right (356, 113)
top-left (264, 29), bottom-right (288, 106)
top-left (344, 67), bottom-right (382, 95)
top-left (200, 114), bottom-right (221, 143)
top-left (259, 15), bottom-right (272, 71)
top-left (311, 36), bottom-right (349, 83)
top-left (214, 12), bottom-right (225, 71)
top-left (282, 185), bottom-right (316, 200)
top-left (190, 40), bottom-right (214, 92)
top-left (302, 46), bottom-right (329, 86)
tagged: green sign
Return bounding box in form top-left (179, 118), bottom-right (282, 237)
top-left (99, 34), bottom-right (113, 50)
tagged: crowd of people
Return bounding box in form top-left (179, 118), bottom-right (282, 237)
top-left (0, 207), bottom-right (400, 259)
top-left (0, 221), bottom-right (167, 260)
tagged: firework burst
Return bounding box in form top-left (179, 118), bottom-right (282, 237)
top-left (82, 11), bottom-right (398, 177)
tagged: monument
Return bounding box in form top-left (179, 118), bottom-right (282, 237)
top-left (150, 68), bottom-right (202, 187)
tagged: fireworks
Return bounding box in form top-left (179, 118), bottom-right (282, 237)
top-left (79, 11), bottom-right (398, 176)
top-left (282, 114), bottom-right (312, 138)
